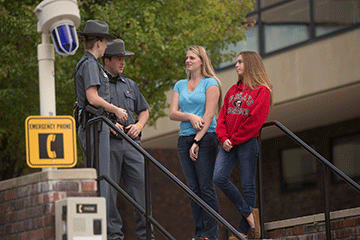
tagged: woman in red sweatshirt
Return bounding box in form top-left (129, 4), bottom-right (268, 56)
top-left (213, 51), bottom-right (273, 240)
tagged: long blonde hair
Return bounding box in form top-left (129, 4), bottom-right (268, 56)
top-left (187, 45), bottom-right (223, 112)
top-left (238, 51), bottom-right (273, 107)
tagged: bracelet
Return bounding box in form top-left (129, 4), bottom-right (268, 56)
top-left (192, 138), bottom-right (201, 145)
top-left (136, 122), bottom-right (143, 130)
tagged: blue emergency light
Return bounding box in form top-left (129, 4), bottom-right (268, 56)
top-left (51, 23), bottom-right (79, 56)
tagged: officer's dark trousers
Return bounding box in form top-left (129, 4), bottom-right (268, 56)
top-left (78, 123), bottom-right (113, 237)
top-left (107, 137), bottom-right (154, 240)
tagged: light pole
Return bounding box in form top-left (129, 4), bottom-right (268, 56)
top-left (33, 0), bottom-right (80, 171)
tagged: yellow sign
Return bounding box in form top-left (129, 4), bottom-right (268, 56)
top-left (25, 116), bottom-right (77, 168)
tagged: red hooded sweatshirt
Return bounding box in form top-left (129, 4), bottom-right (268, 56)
top-left (216, 81), bottom-right (271, 146)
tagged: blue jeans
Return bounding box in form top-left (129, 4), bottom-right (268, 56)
top-left (177, 132), bottom-right (220, 240)
top-left (213, 138), bottom-right (259, 235)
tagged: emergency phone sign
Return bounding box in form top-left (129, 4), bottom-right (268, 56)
top-left (25, 116), bottom-right (77, 168)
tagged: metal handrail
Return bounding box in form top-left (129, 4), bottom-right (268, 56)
top-left (97, 174), bottom-right (175, 240)
top-left (85, 116), bottom-right (246, 240)
top-left (261, 121), bottom-right (360, 192)
top-left (259, 121), bottom-right (360, 239)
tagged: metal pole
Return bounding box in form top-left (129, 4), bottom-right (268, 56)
top-left (38, 33), bottom-right (56, 117)
top-left (257, 134), bottom-right (265, 238)
top-left (145, 157), bottom-right (152, 239)
top-left (34, 0), bottom-right (80, 171)
top-left (38, 33), bottom-right (57, 172)
top-left (94, 123), bottom-right (100, 174)
top-left (86, 124), bottom-right (91, 168)
top-left (223, 228), bottom-right (229, 240)
top-left (93, 123), bottom-right (100, 197)
top-left (323, 165), bottom-right (331, 239)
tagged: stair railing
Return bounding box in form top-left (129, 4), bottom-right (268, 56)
top-left (85, 116), bottom-right (246, 240)
top-left (258, 121), bottom-right (360, 239)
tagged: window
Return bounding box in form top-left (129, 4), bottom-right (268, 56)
top-left (217, 0), bottom-right (360, 69)
top-left (281, 146), bottom-right (317, 191)
top-left (262, 0), bottom-right (310, 53)
top-left (264, 24), bottom-right (309, 53)
top-left (332, 133), bottom-right (360, 182)
top-left (315, 0), bottom-right (360, 37)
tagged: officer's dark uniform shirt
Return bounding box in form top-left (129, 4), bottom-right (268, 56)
top-left (108, 74), bottom-right (149, 127)
top-left (75, 51), bottom-right (110, 109)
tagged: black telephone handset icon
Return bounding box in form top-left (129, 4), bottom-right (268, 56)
top-left (46, 134), bottom-right (57, 159)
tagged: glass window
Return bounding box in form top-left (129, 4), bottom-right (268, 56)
top-left (264, 24), bottom-right (309, 52)
top-left (315, 0), bottom-right (360, 37)
top-left (332, 134), bottom-right (360, 181)
top-left (281, 146), bottom-right (317, 191)
top-left (262, 0), bottom-right (310, 53)
top-left (217, 16), bottom-right (259, 69)
top-left (214, 0), bottom-right (360, 70)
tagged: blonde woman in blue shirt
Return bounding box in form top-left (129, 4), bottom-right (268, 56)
top-left (170, 45), bottom-right (222, 240)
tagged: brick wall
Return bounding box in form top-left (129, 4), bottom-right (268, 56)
top-left (265, 210), bottom-right (360, 239)
top-left (0, 169), bottom-right (98, 240)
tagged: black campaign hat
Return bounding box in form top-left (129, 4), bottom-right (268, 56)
top-left (105, 39), bottom-right (134, 57)
top-left (78, 20), bottom-right (116, 40)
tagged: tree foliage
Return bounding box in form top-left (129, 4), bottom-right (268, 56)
top-left (0, 0), bottom-right (254, 180)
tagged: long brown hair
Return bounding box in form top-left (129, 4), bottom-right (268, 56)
top-left (79, 35), bottom-right (105, 51)
top-left (238, 51), bottom-right (273, 107)
top-left (187, 45), bottom-right (223, 112)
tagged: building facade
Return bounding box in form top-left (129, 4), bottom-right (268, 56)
top-left (138, 0), bottom-right (360, 237)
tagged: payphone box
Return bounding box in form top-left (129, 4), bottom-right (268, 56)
top-left (55, 197), bottom-right (106, 240)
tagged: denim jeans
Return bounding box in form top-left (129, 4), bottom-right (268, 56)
top-left (213, 138), bottom-right (259, 235)
top-left (177, 132), bottom-right (220, 240)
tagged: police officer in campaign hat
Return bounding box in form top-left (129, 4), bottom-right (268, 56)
top-left (102, 38), bottom-right (154, 240)
top-left (74, 20), bottom-right (128, 239)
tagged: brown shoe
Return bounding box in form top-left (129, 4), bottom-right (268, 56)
top-left (229, 233), bottom-right (248, 240)
top-left (249, 208), bottom-right (261, 239)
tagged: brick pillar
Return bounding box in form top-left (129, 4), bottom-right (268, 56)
top-left (0, 169), bottom-right (98, 240)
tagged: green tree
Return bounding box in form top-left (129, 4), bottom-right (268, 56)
top-left (0, 0), bottom-right (254, 180)
top-left (0, 0), bottom-right (42, 180)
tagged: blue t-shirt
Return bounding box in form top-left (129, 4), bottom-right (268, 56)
top-left (173, 77), bottom-right (219, 136)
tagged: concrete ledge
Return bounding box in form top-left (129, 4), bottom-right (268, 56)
top-left (0, 168), bottom-right (97, 191)
top-left (265, 207), bottom-right (360, 230)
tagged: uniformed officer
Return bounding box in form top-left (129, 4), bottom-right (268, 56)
top-left (74, 20), bottom-right (128, 239)
top-left (102, 39), bottom-right (154, 240)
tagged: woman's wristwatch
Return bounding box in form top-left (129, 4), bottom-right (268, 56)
top-left (192, 138), bottom-right (201, 145)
